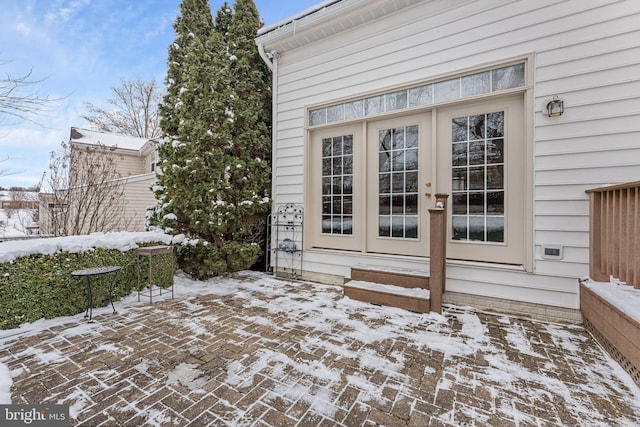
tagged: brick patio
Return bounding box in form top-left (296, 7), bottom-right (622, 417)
top-left (1, 272), bottom-right (639, 426)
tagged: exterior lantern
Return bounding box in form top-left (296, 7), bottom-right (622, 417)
top-left (546, 96), bottom-right (564, 117)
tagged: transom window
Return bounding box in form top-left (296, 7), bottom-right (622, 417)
top-left (322, 135), bottom-right (353, 234)
top-left (378, 126), bottom-right (419, 239)
top-left (451, 111), bottom-right (505, 242)
top-left (310, 63), bottom-right (524, 126)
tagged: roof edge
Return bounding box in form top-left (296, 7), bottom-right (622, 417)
top-left (257, 0), bottom-right (343, 37)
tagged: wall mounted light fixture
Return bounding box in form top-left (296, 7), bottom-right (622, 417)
top-left (546, 96), bottom-right (564, 117)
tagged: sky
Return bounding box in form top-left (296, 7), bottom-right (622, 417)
top-left (0, 0), bottom-right (321, 189)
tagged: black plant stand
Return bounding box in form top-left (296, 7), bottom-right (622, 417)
top-left (268, 204), bottom-right (303, 279)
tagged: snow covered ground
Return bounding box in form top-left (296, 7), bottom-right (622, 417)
top-left (1, 232), bottom-right (640, 425)
top-left (0, 190), bottom-right (39, 239)
top-left (0, 230), bottom-right (174, 263)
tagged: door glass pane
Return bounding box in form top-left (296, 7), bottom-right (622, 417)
top-left (452, 216), bottom-right (467, 240)
top-left (378, 125), bottom-right (419, 239)
top-left (343, 155), bottom-right (353, 175)
top-left (343, 196), bottom-right (353, 214)
top-left (379, 216), bottom-right (390, 237)
top-left (406, 194), bottom-right (418, 215)
top-left (487, 191), bottom-right (504, 214)
top-left (379, 196), bottom-right (391, 215)
top-left (321, 135), bottom-right (354, 235)
top-left (405, 216), bottom-right (418, 238)
top-left (392, 152), bottom-right (405, 171)
top-left (343, 217), bottom-right (353, 234)
top-left (469, 141), bottom-right (485, 165)
top-left (487, 216), bottom-right (504, 242)
top-left (392, 173), bottom-right (404, 192)
top-left (452, 193), bottom-right (467, 215)
top-left (332, 157), bottom-right (342, 175)
top-left (406, 149), bottom-right (418, 171)
top-left (406, 126), bottom-right (419, 148)
top-left (452, 117), bottom-right (468, 142)
top-left (469, 216), bottom-right (485, 241)
top-left (379, 173), bottom-right (391, 193)
top-left (451, 112), bottom-right (505, 242)
top-left (322, 158), bottom-right (331, 175)
top-left (405, 171), bottom-right (418, 192)
top-left (452, 143), bottom-right (467, 166)
top-left (392, 216), bottom-right (404, 237)
top-left (487, 139), bottom-right (503, 163)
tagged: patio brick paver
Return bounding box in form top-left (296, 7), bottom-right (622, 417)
top-left (1, 271), bottom-right (639, 426)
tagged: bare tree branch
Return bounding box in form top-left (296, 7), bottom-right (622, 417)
top-left (0, 155), bottom-right (16, 178)
top-left (0, 59), bottom-right (59, 127)
top-left (45, 141), bottom-right (132, 236)
top-left (82, 78), bottom-right (164, 139)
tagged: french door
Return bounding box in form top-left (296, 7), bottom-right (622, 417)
top-left (436, 95), bottom-right (525, 264)
top-left (366, 113), bottom-right (432, 256)
top-left (308, 94), bottom-right (525, 265)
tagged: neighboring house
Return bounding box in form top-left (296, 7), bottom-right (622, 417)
top-left (256, 0), bottom-right (640, 323)
top-left (40, 128), bottom-right (158, 234)
top-left (0, 191), bottom-right (40, 240)
top-left (1, 201), bottom-right (38, 210)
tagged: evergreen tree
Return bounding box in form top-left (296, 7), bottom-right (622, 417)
top-left (155, 0), bottom-right (230, 277)
top-left (214, 2), bottom-right (233, 42)
top-left (159, 0), bottom-right (214, 139)
top-left (224, 0), bottom-right (272, 248)
top-left (154, 0), bottom-right (271, 279)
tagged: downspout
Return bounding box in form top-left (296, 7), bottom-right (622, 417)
top-left (257, 43), bottom-right (279, 209)
top-left (270, 51), bottom-right (279, 208)
top-left (258, 42), bottom-right (279, 274)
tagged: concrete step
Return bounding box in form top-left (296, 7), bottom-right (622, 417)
top-left (351, 266), bottom-right (429, 289)
top-left (343, 280), bottom-right (430, 313)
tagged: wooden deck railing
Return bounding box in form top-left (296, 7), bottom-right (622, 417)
top-left (586, 181), bottom-right (640, 288)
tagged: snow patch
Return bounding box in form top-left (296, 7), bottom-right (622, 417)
top-left (0, 230), bottom-right (173, 263)
top-left (166, 363), bottom-right (208, 392)
top-left (0, 363), bottom-right (11, 404)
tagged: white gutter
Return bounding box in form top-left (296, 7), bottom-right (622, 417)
top-left (257, 43), bottom-right (273, 72)
top-left (257, 0), bottom-right (343, 37)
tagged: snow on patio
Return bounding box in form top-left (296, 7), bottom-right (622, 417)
top-left (0, 232), bottom-right (639, 425)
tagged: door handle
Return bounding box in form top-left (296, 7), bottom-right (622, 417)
top-left (425, 192), bottom-right (432, 197)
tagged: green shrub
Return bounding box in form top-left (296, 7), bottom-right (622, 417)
top-left (0, 243), bottom-right (172, 330)
top-left (174, 240), bottom-right (260, 280)
top-left (176, 241), bottom-right (227, 280)
top-left (223, 241), bottom-right (260, 273)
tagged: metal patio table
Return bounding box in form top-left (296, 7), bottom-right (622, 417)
top-left (70, 266), bottom-right (120, 322)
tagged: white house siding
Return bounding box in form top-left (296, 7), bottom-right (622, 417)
top-left (265, 0), bottom-right (640, 317)
top-left (115, 151), bottom-right (145, 177)
top-left (120, 174), bottom-right (156, 232)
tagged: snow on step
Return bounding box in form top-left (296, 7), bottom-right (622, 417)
top-left (352, 264), bottom-right (428, 277)
top-left (345, 280), bottom-right (430, 299)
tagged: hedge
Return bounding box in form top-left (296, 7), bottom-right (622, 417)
top-left (0, 243), bottom-right (173, 330)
